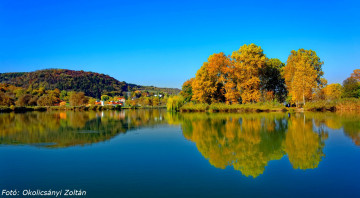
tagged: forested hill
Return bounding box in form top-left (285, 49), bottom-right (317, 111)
top-left (0, 69), bottom-right (180, 98)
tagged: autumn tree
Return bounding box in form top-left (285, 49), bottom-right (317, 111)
top-left (152, 97), bottom-right (160, 106)
top-left (15, 94), bottom-right (33, 106)
top-left (69, 92), bottom-right (88, 106)
top-left (37, 94), bottom-right (55, 106)
top-left (231, 44), bottom-right (266, 103)
top-left (0, 92), bottom-right (15, 106)
top-left (350, 69), bottom-right (360, 81)
top-left (192, 56), bottom-right (213, 104)
top-left (323, 83), bottom-right (342, 100)
top-left (283, 49), bottom-right (324, 106)
top-left (192, 53), bottom-right (232, 104)
top-left (260, 58), bottom-right (287, 102)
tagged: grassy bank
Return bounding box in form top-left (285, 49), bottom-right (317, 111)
top-left (177, 99), bottom-right (360, 113)
top-left (0, 105), bottom-right (120, 112)
top-left (0, 106), bottom-right (48, 113)
top-left (180, 102), bottom-right (286, 113)
top-left (122, 106), bottom-right (166, 109)
top-left (304, 98), bottom-right (360, 112)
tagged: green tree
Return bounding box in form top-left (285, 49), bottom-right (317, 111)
top-left (60, 90), bottom-right (68, 101)
top-left (101, 95), bottom-right (110, 101)
top-left (260, 58), bottom-right (287, 102)
top-left (180, 78), bottom-right (194, 102)
top-left (342, 77), bottom-right (360, 98)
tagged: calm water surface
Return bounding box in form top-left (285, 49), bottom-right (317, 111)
top-left (0, 109), bottom-right (359, 197)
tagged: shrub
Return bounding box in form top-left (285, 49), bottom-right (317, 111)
top-left (166, 95), bottom-right (185, 112)
top-left (181, 102), bottom-right (209, 112)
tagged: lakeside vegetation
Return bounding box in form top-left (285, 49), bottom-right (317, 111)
top-left (167, 44), bottom-right (360, 112)
top-left (0, 69), bottom-right (180, 98)
top-left (180, 102), bottom-right (285, 112)
top-left (0, 69), bottom-right (178, 111)
top-left (1, 45), bottom-right (359, 113)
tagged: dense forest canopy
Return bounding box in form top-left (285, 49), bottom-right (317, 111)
top-left (0, 69), bottom-right (180, 98)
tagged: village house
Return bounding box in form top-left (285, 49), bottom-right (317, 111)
top-left (95, 97), bottom-right (126, 106)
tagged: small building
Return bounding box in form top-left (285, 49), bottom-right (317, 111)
top-left (95, 98), bottom-right (126, 106)
top-left (106, 98), bottom-right (125, 106)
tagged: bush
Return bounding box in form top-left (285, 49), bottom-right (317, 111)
top-left (166, 96), bottom-right (185, 112)
top-left (0, 106), bottom-right (12, 112)
top-left (14, 106), bottom-right (34, 112)
top-left (304, 98), bottom-right (360, 111)
top-left (34, 106), bottom-right (47, 111)
top-left (115, 105), bottom-right (122, 110)
top-left (181, 102), bottom-right (209, 112)
top-left (336, 98), bottom-right (360, 111)
top-left (88, 105), bottom-right (98, 111)
top-left (180, 101), bottom-right (284, 113)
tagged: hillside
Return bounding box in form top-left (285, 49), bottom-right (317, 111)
top-left (0, 69), bottom-right (180, 98)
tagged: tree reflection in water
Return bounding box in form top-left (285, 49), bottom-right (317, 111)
top-left (1, 110), bottom-right (359, 178)
top-left (0, 109), bottom-right (167, 148)
top-left (170, 112), bottom-right (336, 177)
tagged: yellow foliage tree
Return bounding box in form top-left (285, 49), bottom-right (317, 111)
top-left (231, 44), bottom-right (266, 103)
top-left (323, 83), bottom-right (342, 100)
top-left (283, 49), bottom-right (324, 106)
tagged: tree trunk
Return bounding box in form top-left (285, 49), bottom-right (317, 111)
top-left (303, 93), bottom-right (305, 106)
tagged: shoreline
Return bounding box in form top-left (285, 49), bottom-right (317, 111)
top-left (1, 102), bottom-right (359, 113)
top-left (0, 106), bottom-right (167, 113)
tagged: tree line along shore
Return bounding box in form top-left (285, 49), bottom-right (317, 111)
top-left (0, 69), bottom-right (177, 112)
top-left (167, 44), bottom-right (360, 112)
top-left (1, 43), bottom-right (359, 113)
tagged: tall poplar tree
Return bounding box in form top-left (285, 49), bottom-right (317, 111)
top-left (283, 49), bottom-right (324, 106)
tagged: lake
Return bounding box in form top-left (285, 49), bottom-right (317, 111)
top-left (1, 109), bottom-right (359, 197)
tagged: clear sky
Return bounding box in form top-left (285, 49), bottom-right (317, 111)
top-left (0, 0), bottom-right (359, 88)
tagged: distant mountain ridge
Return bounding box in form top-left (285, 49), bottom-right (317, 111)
top-left (0, 69), bottom-right (180, 98)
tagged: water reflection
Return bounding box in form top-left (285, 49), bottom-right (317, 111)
top-left (1, 110), bottom-right (359, 177)
top-left (168, 112), bottom-right (360, 177)
top-left (178, 113), bottom-right (287, 177)
top-left (284, 114), bottom-right (326, 170)
top-left (0, 109), bottom-right (166, 148)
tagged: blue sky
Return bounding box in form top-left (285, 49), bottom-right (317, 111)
top-left (0, 0), bottom-right (359, 88)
